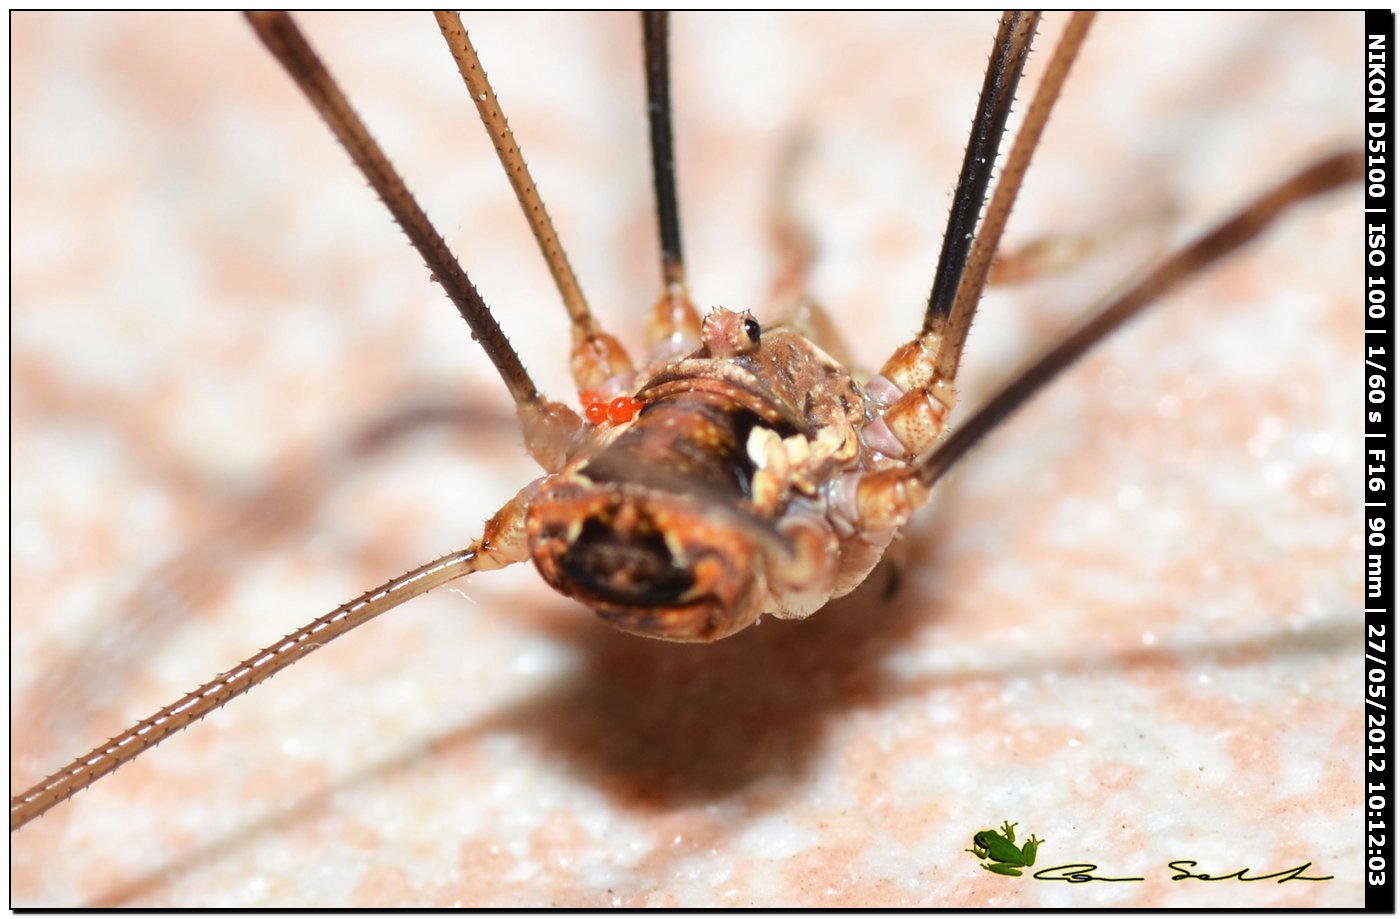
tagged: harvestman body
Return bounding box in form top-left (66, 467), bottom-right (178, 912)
top-left (12, 10), bottom-right (1362, 905)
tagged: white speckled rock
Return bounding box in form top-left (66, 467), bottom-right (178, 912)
top-left (12, 11), bottom-right (1361, 907)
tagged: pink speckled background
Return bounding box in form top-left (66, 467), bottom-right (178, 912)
top-left (12, 12), bottom-right (1362, 907)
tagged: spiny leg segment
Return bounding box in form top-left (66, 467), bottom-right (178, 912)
top-left (643, 11), bottom-right (685, 296)
top-left (641, 11), bottom-right (703, 351)
top-left (11, 10), bottom-right (563, 832)
top-left (849, 13), bottom-right (1362, 534)
top-left (867, 11), bottom-right (1042, 462)
top-left (938, 12), bottom-right (1095, 385)
top-left (246, 12), bottom-right (579, 471)
top-left (433, 12), bottom-right (635, 394)
top-left (923, 11), bottom-right (1041, 337)
top-left (856, 148), bottom-right (1363, 530)
top-left (915, 146), bottom-right (1365, 490)
top-left (9, 491), bottom-right (533, 830)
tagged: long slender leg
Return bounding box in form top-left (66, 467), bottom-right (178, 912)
top-left (433, 12), bottom-right (635, 394)
top-left (915, 146), bottom-right (1364, 489)
top-left (847, 147), bottom-right (1363, 532)
top-left (642, 11), bottom-right (703, 354)
top-left (10, 487), bottom-right (536, 830)
top-left (245, 13), bottom-right (579, 471)
top-left (923, 11), bottom-right (1039, 334)
top-left (869, 12), bottom-right (1087, 461)
top-left (937, 12), bottom-right (1094, 383)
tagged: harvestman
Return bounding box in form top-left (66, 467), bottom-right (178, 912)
top-left (10, 10), bottom-right (1360, 907)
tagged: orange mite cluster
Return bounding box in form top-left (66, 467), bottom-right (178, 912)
top-left (580, 390), bottom-right (641, 426)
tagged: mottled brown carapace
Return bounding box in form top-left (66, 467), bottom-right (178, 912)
top-left (529, 307), bottom-right (881, 641)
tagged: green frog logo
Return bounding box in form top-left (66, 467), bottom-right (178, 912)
top-left (965, 821), bottom-right (1042, 876)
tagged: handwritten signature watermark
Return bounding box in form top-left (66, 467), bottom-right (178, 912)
top-left (965, 821), bottom-right (1334, 884)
